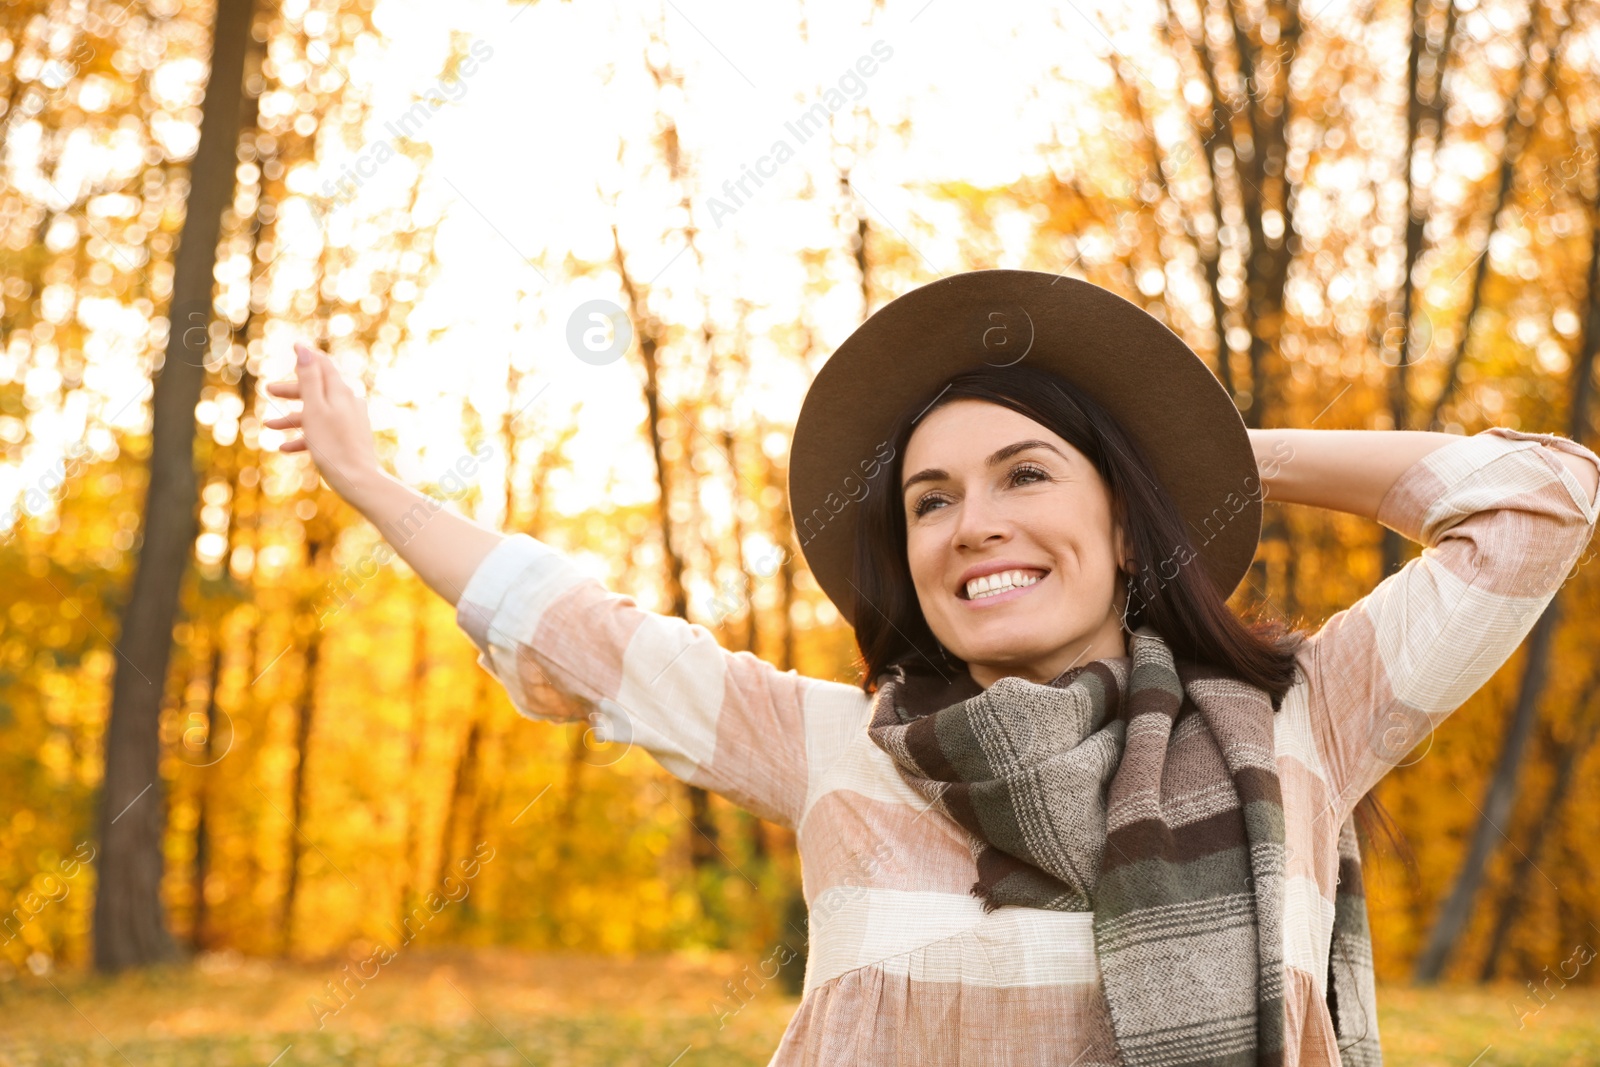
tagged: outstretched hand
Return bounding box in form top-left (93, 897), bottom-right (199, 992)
top-left (263, 340), bottom-right (506, 606)
top-left (263, 341), bottom-right (382, 504)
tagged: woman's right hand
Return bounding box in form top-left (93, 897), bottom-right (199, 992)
top-left (263, 341), bottom-right (382, 505)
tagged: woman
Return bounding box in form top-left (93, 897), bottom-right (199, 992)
top-left (267, 270), bottom-right (1598, 1066)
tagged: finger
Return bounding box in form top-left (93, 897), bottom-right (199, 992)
top-left (265, 380), bottom-right (301, 399)
top-left (294, 341), bottom-right (328, 406)
top-left (323, 364), bottom-right (354, 400)
top-left (318, 348), bottom-right (356, 400)
top-left (262, 413), bottom-right (302, 430)
top-left (279, 436), bottom-right (308, 453)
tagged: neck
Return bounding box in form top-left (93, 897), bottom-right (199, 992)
top-left (967, 616), bottom-right (1129, 689)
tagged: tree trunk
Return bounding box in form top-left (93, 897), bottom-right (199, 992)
top-left (609, 223), bottom-right (723, 879)
top-left (1426, 3), bottom-right (1563, 432)
top-left (396, 583), bottom-right (430, 932)
top-left (713, 383), bottom-right (773, 865)
top-left (94, 0), bottom-right (256, 974)
top-left (190, 32), bottom-right (266, 944)
top-left (461, 674), bottom-right (499, 919)
top-left (189, 640), bottom-right (224, 951)
top-left (1157, 0), bottom-right (1300, 598)
top-left (434, 718), bottom-right (481, 891)
top-left (1149, 0), bottom-right (1223, 390)
top-left (279, 531), bottom-right (327, 954)
top-left (1479, 672), bottom-right (1600, 979)
top-left (1412, 600), bottom-right (1561, 982)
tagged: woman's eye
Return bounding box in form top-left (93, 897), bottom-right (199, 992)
top-left (1009, 464), bottom-right (1049, 486)
top-left (912, 494), bottom-right (949, 517)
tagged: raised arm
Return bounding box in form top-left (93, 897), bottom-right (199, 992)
top-left (1250, 426), bottom-right (1599, 518)
top-left (264, 341), bottom-right (505, 603)
top-left (1253, 426), bottom-right (1600, 827)
top-left (264, 340), bottom-right (860, 831)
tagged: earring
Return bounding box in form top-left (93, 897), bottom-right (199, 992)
top-left (1118, 570), bottom-right (1137, 636)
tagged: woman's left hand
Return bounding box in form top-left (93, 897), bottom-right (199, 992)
top-left (262, 341), bottom-right (383, 505)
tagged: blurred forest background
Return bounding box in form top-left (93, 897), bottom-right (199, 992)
top-left (2, 0), bottom-right (1599, 1057)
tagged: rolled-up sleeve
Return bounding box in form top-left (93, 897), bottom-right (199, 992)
top-left (1301, 427), bottom-right (1600, 825)
top-left (454, 534), bottom-right (818, 829)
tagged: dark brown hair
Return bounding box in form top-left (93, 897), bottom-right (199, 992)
top-left (849, 363), bottom-right (1405, 864)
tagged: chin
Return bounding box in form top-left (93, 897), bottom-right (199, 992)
top-left (950, 617), bottom-right (1103, 677)
top-left (953, 637), bottom-right (1052, 673)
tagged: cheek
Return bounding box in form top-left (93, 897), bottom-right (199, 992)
top-left (906, 530), bottom-right (964, 624)
top-left (904, 531), bottom-right (942, 595)
top-left (1018, 517), bottom-right (1114, 583)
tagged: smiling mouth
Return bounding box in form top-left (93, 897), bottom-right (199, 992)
top-left (962, 569), bottom-right (1049, 601)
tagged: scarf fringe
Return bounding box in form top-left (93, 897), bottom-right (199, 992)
top-left (969, 879), bottom-right (1003, 914)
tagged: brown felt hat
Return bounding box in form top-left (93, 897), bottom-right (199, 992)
top-left (787, 269), bottom-right (1261, 627)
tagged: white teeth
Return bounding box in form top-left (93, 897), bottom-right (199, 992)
top-left (965, 570), bottom-right (1043, 600)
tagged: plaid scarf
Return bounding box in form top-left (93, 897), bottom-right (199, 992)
top-left (866, 624), bottom-right (1381, 1067)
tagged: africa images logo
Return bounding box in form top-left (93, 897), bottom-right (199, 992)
top-left (705, 40), bottom-right (895, 227)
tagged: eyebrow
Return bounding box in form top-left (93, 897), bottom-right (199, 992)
top-left (901, 439), bottom-right (1070, 493)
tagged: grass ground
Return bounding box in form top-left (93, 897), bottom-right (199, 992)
top-left (0, 948), bottom-right (1595, 1065)
top-left (1374, 984), bottom-right (1600, 1067)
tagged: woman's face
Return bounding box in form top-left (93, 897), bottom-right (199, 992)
top-left (900, 399), bottom-right (1131, 688)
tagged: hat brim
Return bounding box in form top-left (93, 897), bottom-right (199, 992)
top-left (787, 269), bottom-right (1261, 627)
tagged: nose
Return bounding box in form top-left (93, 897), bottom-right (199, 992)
top-left (952, 490), bottom-right (1010, 552)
